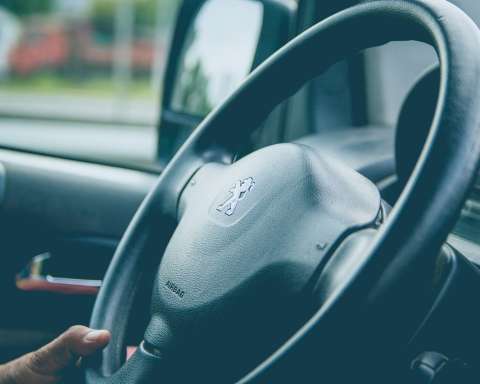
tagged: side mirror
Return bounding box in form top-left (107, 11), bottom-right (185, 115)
top-left (158, 0), bottom-right (296, 161)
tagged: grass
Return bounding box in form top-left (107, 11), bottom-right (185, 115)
top-left (0, 73), bottom-right (158, 99)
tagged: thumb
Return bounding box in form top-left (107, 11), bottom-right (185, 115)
top-left (33, 326), bottom-right (110, 372)
top-left (8, 326), bottom-right (110, 383)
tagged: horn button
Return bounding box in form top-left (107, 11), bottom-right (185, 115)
top-left (145, 143), bottom-right (380, 379)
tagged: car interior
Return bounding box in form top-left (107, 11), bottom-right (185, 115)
top-left (1, 0), bottom-right (480, 382)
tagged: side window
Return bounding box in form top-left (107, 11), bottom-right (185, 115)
top-left (157, 0), bottom-right (296, 161)
top-left (0, 0), bottom-right (180, 165)
top-left (364, 0), bottom-right (480, 128)
top-left (171, 0), bottom-right (264, 117)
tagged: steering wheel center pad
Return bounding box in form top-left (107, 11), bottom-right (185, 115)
top-left (144, 143), bottom-right (380, 376)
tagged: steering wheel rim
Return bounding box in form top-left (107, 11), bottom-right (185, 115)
top-left (86, 1), bottom-right (480, 382)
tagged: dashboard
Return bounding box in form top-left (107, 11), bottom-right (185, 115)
top-left (298, 125), bottom-right (480, 267)
top-left (450, 184), bottom-right (480, 265)
top-left (0, 163), bottom-right (4, 204)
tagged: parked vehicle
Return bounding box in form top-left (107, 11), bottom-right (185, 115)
top-left (0, 9), bottom-right (20, 78)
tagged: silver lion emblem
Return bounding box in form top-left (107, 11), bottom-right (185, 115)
top-left (216, 177), bottom-right (255, 216)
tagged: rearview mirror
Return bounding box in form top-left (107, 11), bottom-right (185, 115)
top-left (158, 0), bottom-right (296, 161)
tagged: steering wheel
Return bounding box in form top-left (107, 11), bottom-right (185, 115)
top-left (85, 0), bottom-right (480, 382)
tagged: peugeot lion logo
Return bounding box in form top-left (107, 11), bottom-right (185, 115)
top-left (216, 177), bottom-right (255, 216)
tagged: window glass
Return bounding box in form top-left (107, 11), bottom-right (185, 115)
top-left (0, 0), bottom-right (179, 165)
top-left (364, 0), bottom-right (480, 127)
top-left (171, 0), bottom-right (263, 117)
top-left (363, 1), bottom-right (480, 249)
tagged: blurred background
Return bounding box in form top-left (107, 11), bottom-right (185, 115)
top-left (1, 0), bottom-right (479, 167)
top-left (0, 0), bottom-right (178, 125)
top-left (0, 0), bottom-right (180, 166)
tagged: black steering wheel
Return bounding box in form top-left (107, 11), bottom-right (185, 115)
top-left (85, 0), bottom-right (480, 382)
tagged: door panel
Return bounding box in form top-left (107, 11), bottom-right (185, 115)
top-left (0, 149), bottom-right (156, 237)
top-left (0, 149), bottom-right (156, 362)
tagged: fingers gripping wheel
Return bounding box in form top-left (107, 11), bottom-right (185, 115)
top-left (86, 1), bottom-right (480, 383)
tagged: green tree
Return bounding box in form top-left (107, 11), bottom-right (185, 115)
top-left (2, 0), bottom-right (53, 17)
top-left (178, 59), bottom-right (213, 116)
top-left (91, 0), bottom-right (178, 36)
top-left (90, 0), bottom-right (116, 36)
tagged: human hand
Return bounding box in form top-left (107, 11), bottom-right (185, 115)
top-left (0, 325), bottom-right (110, 384)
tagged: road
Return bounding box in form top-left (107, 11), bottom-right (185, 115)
top-left (0, 89), bottom-right (161, 164)
top-left (0, 117), bottom-right (157, 165)
top-left (0, 91), bottom-right (158, 126)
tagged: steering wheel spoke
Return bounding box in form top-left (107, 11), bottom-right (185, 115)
top-left (313, 229), bottom-right (378, 304)
top-left (86, 343), bottom-right (163, 384)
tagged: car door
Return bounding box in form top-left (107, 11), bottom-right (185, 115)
top-left (0, 0), bottom-right (178, 362)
